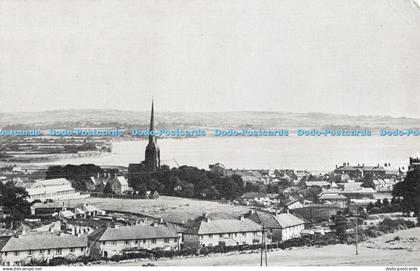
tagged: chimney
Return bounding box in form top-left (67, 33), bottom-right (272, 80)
top-left (249, 210), bottom-right (256, 215)
top-left (239, 215), bottom-right (245, 221)
top-left (152, 222), bottom-right (159, 227)
top-left (203, 213), bottom-right (208, 218)
top-left (159, 218), bottom-right (164, 224)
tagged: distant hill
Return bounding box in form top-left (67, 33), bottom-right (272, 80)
top-left (1, 109), bottom-right (420, 130)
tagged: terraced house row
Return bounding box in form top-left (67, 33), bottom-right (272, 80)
top-left (0, 212), bottom-right (306, 266)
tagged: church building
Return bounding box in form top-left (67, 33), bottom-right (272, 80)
top-left (128, 101), bottom-right (161, 186)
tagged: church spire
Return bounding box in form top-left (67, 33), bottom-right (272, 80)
top-left (145, 100), bottom-right (160, 171)
top-left (149, 100), bottom-right (155, 144)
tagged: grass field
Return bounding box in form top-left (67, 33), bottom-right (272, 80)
top-left (34, 196), bottom-right (250, 224)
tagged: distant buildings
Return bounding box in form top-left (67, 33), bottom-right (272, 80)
top-left (318, 193), bottom-right (348, 208)
top-left (208, 163), bottom-right (226, 176)
top-left (88, 222), bottom-right (180, 258)
top-left (305, 180), bottom-right (331, 189)
top-left (408, 157), bottom-right (420, 171)
top-left (23, 178), bottom-right (83, 202)
top-left (240, 192), bottom-right (280, 207)
top-left (0, 232), bottom-right (88, 266)
top-left (334, 162), bottom-right (398, 179)
top-left (109, 176), bottom-right (130, 194)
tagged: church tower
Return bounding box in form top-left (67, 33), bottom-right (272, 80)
top-left (144, 101), bottom-right (160, 171)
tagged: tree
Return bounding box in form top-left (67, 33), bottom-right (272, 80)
top-left (137, 183), bottom-right (147, 196)
top-left (146, 178), bottom-right (162, 193)
top-left (393, 168), bottom-right (420, 216)
top-left (333, 212), bottom-right (349, 243)
top-left (367, 202), bottom-right (374, 212)
top-left (0, 182), bottom-right (32, 229)
top-left (361, 173), bottom-right (375, 188)
top-left (104, 182), bottom-right (113, 194)
top-left (374, 199), bottom-right (383, 209)
top-left (215, 178), bottom-right (242, 200)
top-left (174, 180), bottom-right (194, 198)
top-left (201, 186), bottom-right (220, 199)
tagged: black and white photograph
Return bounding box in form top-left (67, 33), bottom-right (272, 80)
top-left (0, 0), bottom-right (420, 269)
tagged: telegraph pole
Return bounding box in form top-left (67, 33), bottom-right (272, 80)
top-left (260, 224), bottom-right (264, 266)
top-left (260, 223), bottom-right (268, 266)
top-left (355, 216), bottom-right (359, 255)
top-left (264, 228), bottom-right (268, 266)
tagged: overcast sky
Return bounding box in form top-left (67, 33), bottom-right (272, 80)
top-left (0, 0), bottom-right (420, 117)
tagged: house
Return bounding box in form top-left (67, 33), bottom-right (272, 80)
top-left (266, 193), bottom-right (281, 204)
top-left (240, 192), bottom-right (270, 206)
top-left (88, 222), bottom-right (180, 258)
top-left (0, 232), bottom-right (88, 266)
top-left (318, 193), bottom-right (348, 208)
top-left (32, 221), bottom-right (61, 233)
top-left (246, 211), bottom-right (306, 242)
top-left (372, 178), bottom-right (396, 192)
top-left (183, 215), bottom-right (263, 248)
top-left (409, 157), bottom-right (420, 171)
top-left (85, 177), bottom-right (97, 192)
top-left (59, 208), bottom-right (76, 219)
top-left (24, 178), bottom-right (82, 202)
top-left (305, 181), bottom-right (331, 189)
top-left (284, 199), bottom-right (304, 210)
top-left (241, 175), bottom-right (261, 184)
top-left (334, 163), bottom-right (388, 179)
top-left (209, 163), bottom-right (226, 175)
top-left (110, 176), bottom-right (130, 194)
top-left (74, 204), bottom-right (105, 217)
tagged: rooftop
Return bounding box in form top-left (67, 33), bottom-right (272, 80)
top-left (89, 223), bottom-right (179, 241)
top-left (186, 218), bottom-right (262, 235)
top-left (1, 232), bottom-right (87, 252)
